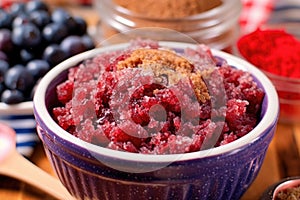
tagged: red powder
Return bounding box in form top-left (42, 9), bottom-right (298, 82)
top-left (237, 29), bottom-right (300, 78)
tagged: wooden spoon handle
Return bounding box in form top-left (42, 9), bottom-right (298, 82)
top-left (0, 150), bottom-right (75, 200)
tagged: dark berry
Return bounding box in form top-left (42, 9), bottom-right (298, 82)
top-left (25, 0), bottom-right (49, 13)
top-left (26, 59), bottom-right (50, 80)
top-left (12, 23), bottom-right (42, 48)
top-left (30, 10), bottom-right (51, 29)
top-left (42, 22), bottom-right (68, 43)
top-left (0, 29), bottom-right (14, 53)
top-left (0, 1), bottom-right (95, 104)
top-left (60, 35), bottom-right (86, 57)
top-left (73, 16), bottom-right (87, 36)
top-left (12, 14), bottom-right (31, 28)
top-left (30, 78), bottom-right (40, 99)
top-left (51, 8), bottom-right (76, 33)
top-left (0, 60), bottom-right (9, 83)
top-left (9, 2), bottom-right (26, 17)
top-left (51, 8), bottom-right (70, 23)
top-left (82, 34), bottom-right (95, 50)
top-left (1, 89), bottom-right (25, 104)
top-left (4, 64), bottom-right (34, 92)
top-left (20, 49), bottom-right (36, 63)
top-left (43, 44), bottom-right (68, 67)
top-left (0, 83), bottom-right (5, 95)
top-left (0, 10), bottom-right (13, 29)
top-left (0, 51), bottom-right (8, 61)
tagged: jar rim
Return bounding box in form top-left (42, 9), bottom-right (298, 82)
top-left (105, 0), bottom-right (241, 21)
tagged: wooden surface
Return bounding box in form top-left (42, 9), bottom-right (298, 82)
top-left (1, 4), bottom-right (300, 200)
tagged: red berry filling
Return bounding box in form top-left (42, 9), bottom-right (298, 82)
top-left (52, 40), bottom-right (265, 154)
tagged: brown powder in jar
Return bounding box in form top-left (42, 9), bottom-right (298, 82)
top-left (113, 0), bottom-right (223, 18)
top-left (100, 0), bottom-right (235, 53)
top-left (116, 48), bottom-right (210, 103)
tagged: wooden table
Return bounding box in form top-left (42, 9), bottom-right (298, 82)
top-left (1, 4), bottom-right (300, 200)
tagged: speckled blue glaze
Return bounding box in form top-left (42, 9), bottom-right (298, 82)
top-left (33, 42), bottom-right (279, 200)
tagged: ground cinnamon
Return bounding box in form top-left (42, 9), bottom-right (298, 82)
top-left (113, 0), bottom-right (222, 18)
top-left (97, 0), bottom-right (240, 52)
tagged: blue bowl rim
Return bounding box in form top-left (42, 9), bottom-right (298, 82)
top-left (33, 41), bottom-right (279, 163)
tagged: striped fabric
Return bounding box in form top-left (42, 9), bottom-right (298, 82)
top-left (0, 114), bottom-right (39, 157)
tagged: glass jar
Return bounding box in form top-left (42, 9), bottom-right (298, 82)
top-left (94, 0), bottom-right (242, 52)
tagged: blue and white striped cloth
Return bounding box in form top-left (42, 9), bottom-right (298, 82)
top-left (0, 114), bottom-right (39, 157)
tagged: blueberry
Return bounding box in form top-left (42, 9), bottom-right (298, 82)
top-left (0, 83), bottom-right (5, 95)
top-left (51, 8), bottom-right (76, 33)
top-left (12, 14), bottom-right (31, 28)
top-left (60, 35), bottom-right (86, 57)
top-left (9, 2), bottom-right (26, 17)
top-left (51, 8), bottom-right (71, 23)
top-left (4, 64), bottom-right (34, 93)
top-left (82, 34), bottom-right (95, 50)
top-left (25, 0), bottom-right (49, 13)
top-left (30, 10), bottom-right (51, 29)
top-left (0, 0), bottom-right (94, 104)
top-left (73, 16), bottom-right (87, 36)
top-left (30, 78), bottom-right (40, 99)
top-left (20, 49), bottom-right (36, 63)
top-left (0, 10), bottom-right (13, 29)
top-left (1, 89), bottom-right (25, 104)
top-left (0, 29), bottom-right (14, 53)
top-left (0, 60), bottom-right (9, 83)
top-left (26, 59), bottom-right (50, 80)
top-left (12, 23), bottom-right (42, 48)
top-left (42, 22), bottom-right (68, 43)
top-left (0, 51), bottom-right (8, 61)
top-left (43, 44), bottom-right (68, 67)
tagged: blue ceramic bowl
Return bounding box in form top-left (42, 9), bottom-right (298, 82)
top-left (33, 42), bottom-right (279, 200)
top-left (0, 101), bottom-right (39, 157)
